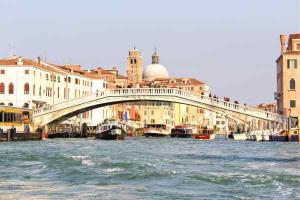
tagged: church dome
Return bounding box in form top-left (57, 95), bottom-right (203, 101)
top-left (143, 64), bottom-right (169, 81)
top-left (142, 49), bottom-right (169, 81)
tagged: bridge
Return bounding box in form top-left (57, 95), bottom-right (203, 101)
top-left (32, 88), bottom-right (296, 133)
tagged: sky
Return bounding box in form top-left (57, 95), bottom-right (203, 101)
top-left (0, 0), bottom-right (299, 105)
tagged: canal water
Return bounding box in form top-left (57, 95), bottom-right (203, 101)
top-left (0, 136), bottom-right (299, 200)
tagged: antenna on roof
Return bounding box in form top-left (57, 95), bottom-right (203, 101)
top-left (133, 44), bottom-right (136, 50)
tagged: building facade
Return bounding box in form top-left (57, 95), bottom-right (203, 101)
top-left (275, 33), bottom-right (300, 120)
top-left (127, 47), bottom-right (143, 86)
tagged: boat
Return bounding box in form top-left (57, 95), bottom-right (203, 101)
top-left (144, 124), bottom-right (169, 137)
top-left (95, 119), bottom-right (127, 140)
top-left (194, 128), bottom-right (215, 140)
top-left (261, 130), bottom-right (271, 141)
top-left (233, 133), bottom-right (247, 140)
top-left (170, 124), bottom-right (196, 138)
top-left (253, 131), bottom-right (263, 142)
top-left (270, 130), bottom-right (299, 142)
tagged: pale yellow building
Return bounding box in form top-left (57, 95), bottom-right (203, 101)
top-left (275, 33), bottom-right (300, 121)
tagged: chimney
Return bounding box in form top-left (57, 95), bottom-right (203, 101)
top-left (280, 34), bottom-right (287, 54)
top-left (37, 56), bottom-right (41, 64)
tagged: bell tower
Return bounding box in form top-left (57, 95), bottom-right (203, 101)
top-left (127, 46), bottom-right (143, 86)
top-left (152, 48), bottom-right (160, 64)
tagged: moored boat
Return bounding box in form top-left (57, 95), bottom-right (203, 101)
top-left (95, 119), bottom-right (127, 140)
top-left (233, 133), bottom-right (247, 141)
top-left (170, 124), bottom-right (195, 138)
top-left (269, 130), bottom-right (299, 142)
top-left (194, 128), bottom-right (215, 140)
top-left (144, 124), bottom-right (169, 137)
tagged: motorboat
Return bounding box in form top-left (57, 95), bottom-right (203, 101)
top-left (170, 124), bottom-right (196, 138)
top-left (144, 124), bottom-right (170, 137)
top-left (95, 119), bottom-right (127, 140)
top-left (194, 128), bottom-right (215, 140)
top-left (233, 133), bottom-right (247, 141)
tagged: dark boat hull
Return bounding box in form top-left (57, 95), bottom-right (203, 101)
top-left (144, 133), bottom-right (167, 137)
top-left (270, 134), bottom-right (299, 142)
top-left (170, 133), bottom-right (193, 138)
top-left (95, 128), bottom-right (126, 140)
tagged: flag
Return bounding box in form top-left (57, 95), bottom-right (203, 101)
top-left (123, 111), bottom-right (129, 122)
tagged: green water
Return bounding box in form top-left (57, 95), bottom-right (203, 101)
top-left (0, 136), bottom-right (299, 199)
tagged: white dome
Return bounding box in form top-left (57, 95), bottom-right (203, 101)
top-left (142, 64), bottom-right (169, 81)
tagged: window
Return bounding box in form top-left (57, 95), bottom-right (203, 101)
top-left (144, 110), bottom-right (147, 115)
top-left (39, 86), bottom-right (41, 96)
top-left (9, 83), bottom-right (14, 94)
top-left (24, 83), bottom-right (30, 94)
top-left (134, 59), bottom-right (137, 64)
top-left (75, 78), bottom-right (79, 84)
top-left (290, 100), bottom-right (296, 108)
top-left (0, 69), bottom-right (5, 74)
top-left (46, 74), bottom-right (49, 80)
top-left (289, 79), bottom-right (296, 91)
top-left (33, 84), bottom-right (35, 95)
top-left (0, 83), bottom-right (4, 94)
top-left (288, 59), bottom-right (297, 69)
top-left (151, 110), bottom-right (154, 115)
top-left (57, 87), bottom-right (60, 98)
top-left (68, 77), bottom-right (71, 83)
top-left (130, 59), bottom-right (133, 64)
top-left (25, 69), bottom-right (29, 74)
top-left (296, 43), bottom-right (300, 50)
top-left (8, 102), bottom-right (13, 106)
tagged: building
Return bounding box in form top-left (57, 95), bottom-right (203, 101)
top-left (127, 47), bottom-right (143, 86)
top-left (0, 56), bottom-right (102, 127)
top-left (275, 33), bottom-right (300, 121)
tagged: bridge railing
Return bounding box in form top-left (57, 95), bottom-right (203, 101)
top-left (33, 88), bottom-right (290, 123)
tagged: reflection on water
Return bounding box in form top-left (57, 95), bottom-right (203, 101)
top-left (0, 136), bottom-right (299, 200)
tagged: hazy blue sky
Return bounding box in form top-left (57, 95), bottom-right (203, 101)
top-left (0, 0), bottom-right (299, 105)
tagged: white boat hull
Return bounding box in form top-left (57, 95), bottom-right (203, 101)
top-left (233, 133), bottom-right (247, 141)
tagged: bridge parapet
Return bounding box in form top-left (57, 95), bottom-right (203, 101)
top-left (33, 88), bottom-right (293, 126)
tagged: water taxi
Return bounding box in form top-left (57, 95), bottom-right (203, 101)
top-left (144, 124), bottom-right (170, 137)
top-left (194, 128), bottom-right (215, 140)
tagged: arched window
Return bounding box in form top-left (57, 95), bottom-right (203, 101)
top-left (0, 102), bottom-right (4, 106)
top-left (130, 59), bottom-right (133, 64)
top-left (24, 83), bottom-right (29, 94)
top-left (290, 78), bottom-right (296, 90)
top-left (134, 59), bottom-right (137, 64)
top-left (23, 103), bottom-right (29, 108)
top-left (0, 83), bottom-right (5, 94)
top-left (9, 83), bottom-right (14, 94)
top-left (8, 102), bottom-right (13, 106)
top-left (39, 86), bottom-right (41, 96)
